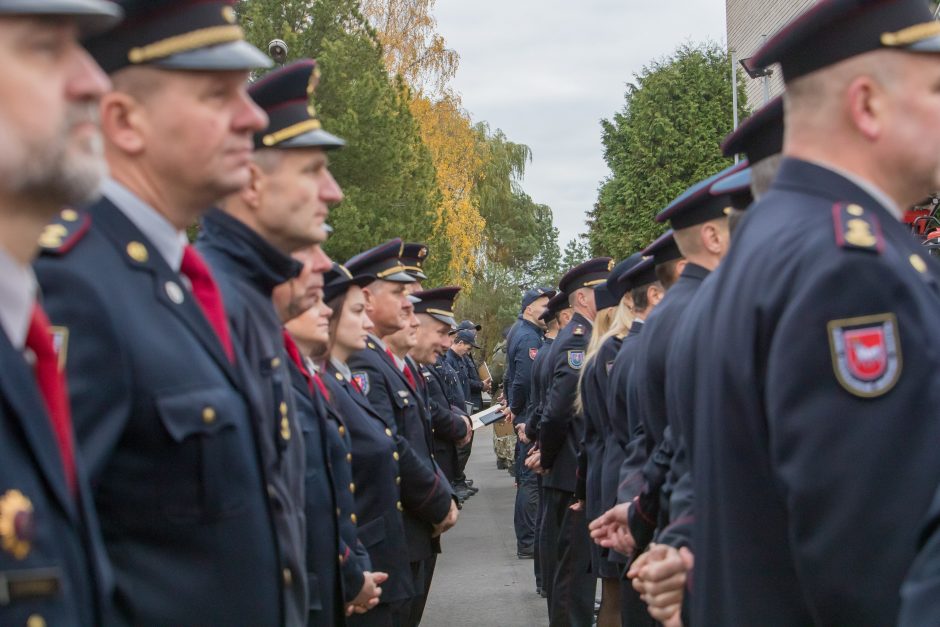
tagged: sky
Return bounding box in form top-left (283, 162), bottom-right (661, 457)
top-left (434, 0), bottom-right (728, 250)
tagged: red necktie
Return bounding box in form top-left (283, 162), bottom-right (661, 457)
top-left (282, 330), bottom-right (331, 401)
top-left (26, 305), bottom-right (77, 494)
top-left (386, 348), bottom-right (416, 389)
top-left (180, 246), bottom-right (234, 362)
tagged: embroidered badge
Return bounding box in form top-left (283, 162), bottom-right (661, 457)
top-left (567, 350), bottom-right (585, 370)
top-left (529, 347), bottom-right (538, 360)
top-left (827, 313), bottom-right (901, 398)
top-left (351, 372), bottom-right (369, 395)
top-left (0, 490), bottom-right (34, 560)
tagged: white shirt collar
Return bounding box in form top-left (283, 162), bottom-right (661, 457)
top-left (102, 177), bottom-right (189, 271)
top-left (0, 247), bottom-right (36, 350)
top-left (331, 357), bottom-right (352, 381)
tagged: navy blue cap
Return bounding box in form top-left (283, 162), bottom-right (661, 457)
top-left (345, 239), bottom-right (415, 284)
top-left (323, 262), bottom-right (374, 303)
top-left (606, 253), bottom-right (644, 302)
top-left (85, 0), bottom-right (271, 74)
top-left (559, 257), bottom-right (613, 295)
top-left (413, 287), bottom-right (460, 328)
top-left (539, 290), bottom-right (570, 323)
top-left (250, 60), bottom-right (345, 151)
top-left (655, 162), bottom-right (745, 230)
top-left (0, 0), bottom-right (123, 35)
top-left (456, 319), bottom-right (481, 332)
top-left (618, 256), bottom-right (657, 291)
top-left (521, 287), bottom-right (555, 310)
top-left (454, 328), bottom-right (481, 349)
top-left (722, 97), bottom-right (784, 164)
top-left (642, 231), bottom-right (682, 265)
top-left (401, 243), bottom-right (429, 280)
top-left (750, 0), bottom-right (940, 84)
top-left (594, 283), bottom-right (619, 311)
top-left (710, 168), bottom-right (754, 210)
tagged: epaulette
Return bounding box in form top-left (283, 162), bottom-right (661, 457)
top-left (38, 208), bottom-right (91, 255)
top-left (832, 202), bottom-right (883, 254)
top-left (573, 325), bottom-right (585, 337)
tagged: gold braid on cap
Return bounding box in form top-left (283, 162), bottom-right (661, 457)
top-left (426, 308), bottom-right (455, 318)
top-left (881, 21), bottom-right (940, 47)
top-left (128, 25), bottom-right (244, 64)
top-left (262, 118), bottom-right (324, 147)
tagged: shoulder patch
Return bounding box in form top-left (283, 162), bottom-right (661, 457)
top-left (351, 372), bottom-right (369, 395)
top-left (827, 313), bottom-right (900, 398)
top-left (567, 350), bottom-right (585, 370)
top-left (529, 347), bottom-right (538, 360)
top-left (38, 208), bottom-right (90, 255)
top-left (832, 202), bottom-right (883, 254)
top-left (573, 325), bottom-right (585, 337)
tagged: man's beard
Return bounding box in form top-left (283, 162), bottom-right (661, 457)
top-left (0, 101), bottom-right (106, 207)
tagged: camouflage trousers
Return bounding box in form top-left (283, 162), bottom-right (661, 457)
top-left (493, 430), bottom-right (517, 463)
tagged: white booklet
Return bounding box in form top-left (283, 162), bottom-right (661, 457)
top-left (469, 404), bottom-right (506, 430)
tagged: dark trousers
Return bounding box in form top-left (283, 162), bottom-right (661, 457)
top-left (350, 599), bottom-right (405, 627)
top-left (535, 475), bottom-right (545, 589)
top-left (620, 575), bottom-right (655, 627)
top-left (513, 441), bottom-right (538, 552)
top-left (455, 432), bottom-right (473, 482)
top-left (544, 487), bottom-right (595, 627)
top-left (401, 556), bottom-right (437, 627)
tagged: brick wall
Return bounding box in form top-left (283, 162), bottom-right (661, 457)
top-left (726, 0), bottom-right (816, 110)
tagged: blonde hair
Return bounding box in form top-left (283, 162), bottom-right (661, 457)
top-left (574, 300), bottom-right (634, 415)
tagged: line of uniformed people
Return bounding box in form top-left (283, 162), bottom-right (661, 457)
top-left (0, 1), bottom-right (479, 626)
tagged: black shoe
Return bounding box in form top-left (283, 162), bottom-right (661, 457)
top-left (517, 549), bottom-right (535, 559)
top-left (496, 459), bottom-right (507, 470)
top-left (539, 588), bottom-right (548, 598)
top-left (465, 479), bottom-right (474, 487)
top-left (465, 485), bottom-right (479, 495)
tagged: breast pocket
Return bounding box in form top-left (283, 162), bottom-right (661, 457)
top-left (155, 386), bottom-right (249, 521)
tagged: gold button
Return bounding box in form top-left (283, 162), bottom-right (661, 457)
top-left (338, 425), bottom-right (346, 436)
top-left (267, 484), bottom-right (276, 498)
top-left (126, 241), bottom-right (149, 263)
top-left (393, 451), bottom-right (399, 461)
top-left (346, 453), bottom-right (352, 463)
top-left (283, 568), bottom-right (292, 586)
top-left (281, 417), bottom-right (291, 441)
top-left (61, 209), bottom-right (79, 222)
top-left (272, 357), bottom-right (281, 368)
top-left (396, 501), bottom-right (403, 512)
top-left (396, 476), bottom-right (401, 486)
top-left (385, 428), bottom-right (393, 437)
top-left (338, 554), bottom-right (345, 565)
top-left (27, 616), bottom-right (46, 627)
top-left (279, 402), bottom-right (288, 417)
top-left (202, 407), bottom-right (216, 424)
top-left (846, 204), bottom-right (864, 216)
top-left (349, 483), bottom-right (356, 494)
top-left (336, 507), bottom-right (341, 517)
top-left (911, 254), bottom-right (928, 274)
top-left (335, 372), bottom-right (343, 380)
top-left (350, 513), bottom-right (357, 524)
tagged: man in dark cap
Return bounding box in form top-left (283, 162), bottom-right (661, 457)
top-left (346, 239), bottom-right (458, 627)
top-left (0, 2), bottom-right (119, 625)
top-left (507, 288), bottom-right (553, 559)
top-left (688, 0), bottom-right (940, 623)
top-left (196, 58), bottom-right (345, 626)
top-left (401, 242), bottom-right (430, 291)
top-left (539, 257), bottom-right (610, 627)
top-left (33, 2), bottom-right (301, 624)
top-left (444, 328), bottom-right (479, 411)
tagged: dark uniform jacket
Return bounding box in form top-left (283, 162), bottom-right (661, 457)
top-left (539, 313), bottom-right (591, 493)
top-left (323, 363), bottom-right (415, 606)
top-left (463, 353), bottom-right (484, 412)
top-left (506, 319), bottom-right (543, 427)
top-left (286, 351), bottom-right (370, 625)
top-left (626, 263), bottom-right (709, 550)
top-left (348, 340), bottom-right (453, 563)
top-left (0, 323), bottom-right (112, 626)
top-left (901, 485), bottom-right (940, 626)
top-left (196, 208), bottom-right (308, 623)
top-left (443, 350), bottom-right (470, 410)
top-left (36, 199), bottom-right (284, 626)
top-left (524, 336), bottom-right (554, 442)
top-left (692, 159), bottom-right (940, 626)
top-left (421, 362), bottom-right (469, 482)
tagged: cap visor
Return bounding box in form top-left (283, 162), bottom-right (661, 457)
top-left (3, 0), bottom-right (123, 36)
top-left (278, 129), bottom-right (347, 150)
top-left (153, 40), bottom-right (273, 71)
top-left (380, 270), bottom-right (416, 284)
top-left (906, 35), bottom-right (940, 53)
top-left (710, 168), bottom-right (753, 196)
top-left (431, 313), bottom-right (458, 328)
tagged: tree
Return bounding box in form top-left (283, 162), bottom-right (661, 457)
top-left (561, 236), bottom-right (591, 271)
top-left (587, 42), bottom-right (749, 259)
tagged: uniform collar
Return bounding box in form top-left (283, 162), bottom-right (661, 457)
top-left (680, 262), bottom-right (711, 282)
top-left (773, 158), bottom-right (902, 220)
top-left (197, 207), bottom-right (302, 295)
top-left (0, 247), bottom-right (36, 350)
top-left (811, 160), bottom-right (901, 221)
top-left (521, 317), bottom-right (545, 336)
top-left (102, 177), bottom-right (188, 272)
top-left (330, 356), bottom-right (352, 381)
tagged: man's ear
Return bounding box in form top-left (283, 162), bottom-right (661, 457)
top-left (240, 162), bottom-right (265, 212)
top-left (101, 91), bottom-right (146, 155)
top-left (846, 75), bottom-right (883, 142)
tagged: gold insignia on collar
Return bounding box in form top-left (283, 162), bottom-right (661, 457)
top-left (126, 241), bottom-right (149, 263)
top-left (844, 219), bottom-right (877, 248)
top-left (280, 417), bottom-right (291, 441)
top-left (221, 5), bottom-right (236, 24)
top-left (367, 342), bottom-right (376, 349)
top-left (38, 224), bottom-right (67, 249)
top-left (910, 254), bottom-right (928, 274)
top-left (335, 372), bottom-right (343, 380)
top-left (61, 209), bottom-right (79, 222)
top-left (574, 325), bottom-right (585, 336)
top-left (0, 490), bottom-right (34, 560)
top-left (846, 204), bottom-right (864, 217)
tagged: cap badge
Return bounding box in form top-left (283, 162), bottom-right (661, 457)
top-left (418, 247), bottom-right (428, 259)
top-left (828, 313), bottom-right (900, 398)
top-left (222, 5), bottom-right (236, 24)
top-left (608, 259), bottom-right (615, 272)
top-left (0, 490), bottom-right (34, 560)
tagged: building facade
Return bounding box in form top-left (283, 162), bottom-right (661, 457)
top-left (726, 0), bottom-right (815, 108)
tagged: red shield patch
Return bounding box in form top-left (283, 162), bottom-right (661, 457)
top-left (529, 347), bottom-right (538, 360)
top-left (828, 313), bottom-right (900, 398)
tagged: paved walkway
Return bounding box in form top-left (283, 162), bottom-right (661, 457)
top-left (422, 426), bottom-right (548, 626)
